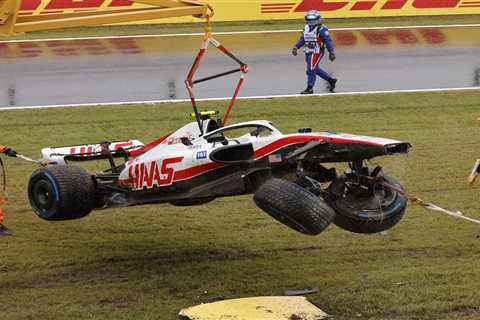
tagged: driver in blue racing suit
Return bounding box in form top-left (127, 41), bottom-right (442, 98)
top-left (292, 10), bottom-right (337, 94)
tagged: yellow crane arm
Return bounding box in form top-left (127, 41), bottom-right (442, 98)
top-left (0, 0), bottom-right (212, 36)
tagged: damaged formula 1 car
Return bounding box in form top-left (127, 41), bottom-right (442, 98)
top-left (27, 34), bottom-right (411, 236)
top-left (28, 111), bottom-right (411, 236)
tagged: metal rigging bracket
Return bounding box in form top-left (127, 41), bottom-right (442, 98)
top-left (185, 16), bottom-right (248, 135)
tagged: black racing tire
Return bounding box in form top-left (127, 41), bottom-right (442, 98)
top-left (28, 165), bottom-right (97, 221)
top-left (253, 178), bottom-right (335, 236)
top-left (328, 175), bottom-right (407, 234)
top-left (169, 197), bottom-right (215, 206)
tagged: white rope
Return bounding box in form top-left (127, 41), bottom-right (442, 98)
top-left (417, 201), bottom-right (480, 225)
top-left (16, 154), bottom-right (41, 164)
top-left (369, 177), bottom-right (480, 226)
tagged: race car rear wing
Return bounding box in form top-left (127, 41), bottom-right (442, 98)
top-left (41, 140), bottom-right (144, 165)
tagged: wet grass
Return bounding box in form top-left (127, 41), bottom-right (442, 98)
top-left (3, 15), bottom-right (480, 41)
top-left (1, 90), bottom-right (480, 319)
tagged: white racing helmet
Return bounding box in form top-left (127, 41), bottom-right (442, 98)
top-left (304, 10), bottom-right (322, 26)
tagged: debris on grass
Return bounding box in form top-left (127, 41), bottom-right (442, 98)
top-left (284, 288), bottom-right (319, 296)
top-left (179, 296), bottom-right (329, 320)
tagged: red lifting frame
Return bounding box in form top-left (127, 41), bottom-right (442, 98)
top-left (185, 36), bottom-right (248, 135)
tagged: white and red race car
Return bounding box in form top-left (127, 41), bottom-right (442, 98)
top-left (28, 36), bottom-right (412, 236)
top-left (28, 112), bottom-right (411, 236)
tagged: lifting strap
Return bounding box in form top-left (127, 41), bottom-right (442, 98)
top-left (185, 16), bottom-right (248, 135)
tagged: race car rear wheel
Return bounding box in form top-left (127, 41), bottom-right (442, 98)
top-left (328, 175), bottom-right (407, 234)
top-left (253, 178), bottom-right (335, 236)
top-left (28, 165), bottom-right (97, 221)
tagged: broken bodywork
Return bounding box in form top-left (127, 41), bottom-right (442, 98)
top-left (29, 114), bottom-right (411, 236)
top-left (178, 296), bottom-right (329, 320)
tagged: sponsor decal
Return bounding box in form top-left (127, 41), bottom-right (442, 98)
top-left (128, 157), bottom-right (183, 190)
top-left (0, 38), bottom-right (143, 59)
top-left (294, 0), bottom-right (462, 12)
top-left (196, 150), bottom-right (207, 160)
top-left (349, 28), bottom-right (445, 45)
top-left (68, 141), bottom-right (135, 156)
top-left (163, 133), bottom-right (194, 145)
top-left (268, 153), bottom-right (283, 163)
top-left (261, 2), bottom-right (297, 13)
top-left (20, 0), bottom-right (134, 14)
top-left (3, 28), bottom-right (480, 60)
top-left (460, 0), bottom-right (480, 7)
top-left (17, 0), bottom-right (480, 21)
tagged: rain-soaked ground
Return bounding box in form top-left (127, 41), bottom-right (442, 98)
top-left (0, 26), bottom-right (479, 108)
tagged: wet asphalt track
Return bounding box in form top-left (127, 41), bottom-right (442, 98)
top-left (0, 26), bottom-right (479, 108)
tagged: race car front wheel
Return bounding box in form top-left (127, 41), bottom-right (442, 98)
top-left (328, 175), bottom-right (407, 234)
top-left (253, 178), bottom-right (335, 236)
top-left (28, 165), bottom-right (97, 221)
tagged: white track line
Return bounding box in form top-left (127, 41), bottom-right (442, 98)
top-left (1, 23), bottom-right (480, 43)
top-left (1, 87), bottom-right (479, 111)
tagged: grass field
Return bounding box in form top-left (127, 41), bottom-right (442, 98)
top-left (3, 15), bottom-right (480, 40)
top-left (1, 90), bottom-right (480, 320)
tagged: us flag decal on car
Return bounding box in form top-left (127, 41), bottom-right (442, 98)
top-left (268, 154), bottom-right (283, 163)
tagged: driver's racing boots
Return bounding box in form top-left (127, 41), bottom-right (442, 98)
top-left (301, 79), bottom-right (337, 94)
top-left (328, 78), bottom-right (337, 93)
top-left (301, 87), bottom-right (314, 95)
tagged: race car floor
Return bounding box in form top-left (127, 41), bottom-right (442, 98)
top-left (0, 25), bottom-right (479, 108)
